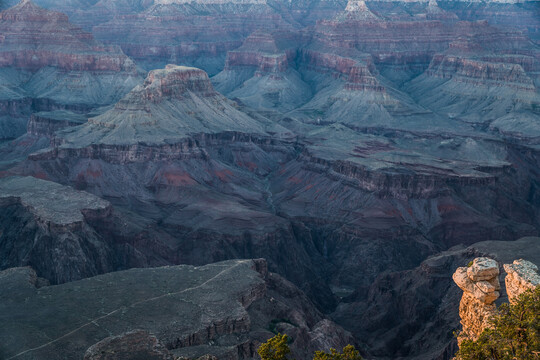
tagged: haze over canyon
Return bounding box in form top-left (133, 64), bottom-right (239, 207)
top-left (0, 0), bottom-right (539, 359)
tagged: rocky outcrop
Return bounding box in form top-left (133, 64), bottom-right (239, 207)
top-left (84, 330), bottom-right (176, 360)
top-left (331, 237), bottom-right (540, 360)
top-left (453, 255), bottom-right (540, 351)
top-left (40, 64), bottom-right (289, 149)
top-left (339, 0), bottom-right (379, 21)
top-left (504, 259), bottom-right (540, 304)
top-left (453, 257), bottom-right (500, 344)
top-left (0, 259), bottom-right (353, 360)
top-left (0, 176), bottom-right (115, 284)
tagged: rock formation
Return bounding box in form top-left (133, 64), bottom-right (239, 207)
top-left (452, 257), bottom-right (500, 344)
top-left (0, 0), bottom-right (142, 139)
top-left (504, 259), bottom-right (540, 304)
top-left (48, 64), bottom-right (289, 148)
top-left (0, 176), bottom-right (115, 284)
top-left (341, 0), bottom-right (379, 21)
top-left (0, 259), bottom-right (354, 360)
top-left (332, 237), bottom-right (540, 359)
top-left (91, 0), bottom-right (293, 74)
top-left (213, 31), bottom-right (312, 111)
top-left (453, 254), bottom-right (540, 350)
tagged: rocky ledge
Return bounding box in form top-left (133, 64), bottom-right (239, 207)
top-left (0, 259), bottom-right (354, 360)
top-left (0, 176), bottom-right (114, 284)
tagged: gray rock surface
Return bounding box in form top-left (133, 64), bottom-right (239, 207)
top-left (0, 259), bottom-right (353, 360)
top-left (0, 176), bottom-right (115, 283)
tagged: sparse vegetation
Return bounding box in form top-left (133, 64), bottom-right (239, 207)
top-left (257, 334), bottom-right (363, 360)
top-left (313, 345), bottom-right (363, 360)
top-left (455, 287), bottom-right (540, 360)
top-left (258, 333), bottom-right (292, 360)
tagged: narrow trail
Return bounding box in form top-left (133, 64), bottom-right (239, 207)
top-left (6, 261), bottom-right (246, 360)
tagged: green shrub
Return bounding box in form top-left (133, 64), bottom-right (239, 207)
top-left (455, 287), bottom-right (540, 360)
top-left (313, 345), bottom-right (363, 360)
top-left (257, 334), bottom-right (363, 360)
top-left (258, 333), bottom-right (292, 360)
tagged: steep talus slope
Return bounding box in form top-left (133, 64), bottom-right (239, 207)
top-left (0, 259), bottom-right (354, 360)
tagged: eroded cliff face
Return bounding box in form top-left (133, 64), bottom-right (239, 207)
top-left (453, 255), bottom-right (540, 348)
top-left (453, 258), bottom-right (500, 344)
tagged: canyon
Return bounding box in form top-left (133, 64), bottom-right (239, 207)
top-left (0, 0), bottom-right (539, 359)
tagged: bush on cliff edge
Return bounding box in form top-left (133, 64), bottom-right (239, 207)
top-left (456, 287), bottom-right (540, 360)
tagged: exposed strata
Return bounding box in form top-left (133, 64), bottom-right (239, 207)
top-left (453, 257), bottom-right (500, 344)
top-left (0, 259), bottom-right (354, 360)
top-left (43, 64), bottom-right (289, 148)
top-left (0, 0), bottom-right (136, 72)
top-left (27, 111), bottom-right (87, 137)
top-left (504, 259), bottom-right (540, 304)
top-left (91, 0), bottom-right (293, 74)
top-left (0, 0), bottom-right (141, 139)
top-left (213, 31), bottom-right (312, 111)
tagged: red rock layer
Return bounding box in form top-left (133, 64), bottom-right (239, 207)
top-left (428, 55), bottom-right (536, 91)
top-left (92, 4), bottom-right (294, 69)
top-left (0, 0), bottom-right (136, 73)
top-left (223, 31), bottom-right (295, 74)
top-left (299, 49), bottom-right (385, 92)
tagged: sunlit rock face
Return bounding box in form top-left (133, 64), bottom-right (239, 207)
top-left (453, 258), bottom-right (500, 344)
top-left (504, 259), bottom-right (540, 304)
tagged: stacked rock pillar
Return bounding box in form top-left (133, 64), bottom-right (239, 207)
top-left (452, 257), bottom-right (500, 345)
